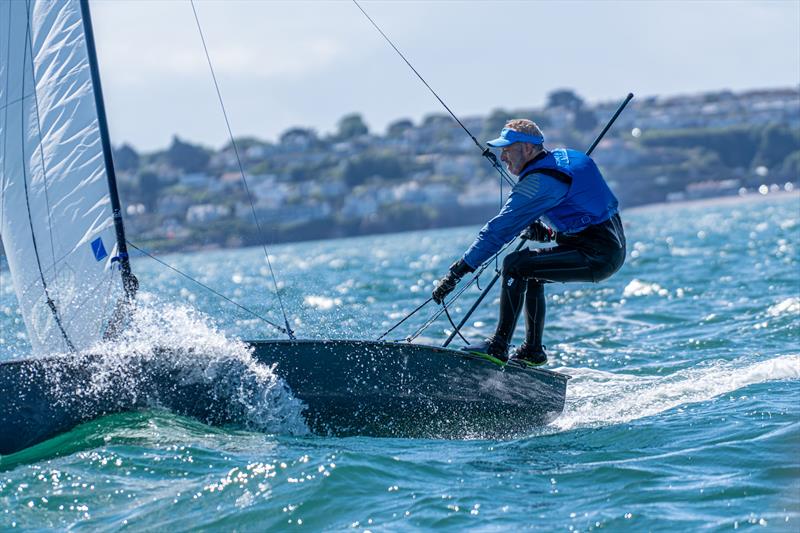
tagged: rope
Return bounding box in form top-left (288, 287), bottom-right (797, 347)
top-left (126, 241), bottom-right (290, 336)
top-left (405, 275), bottom-right (476, 342)
top-left (443, 304), bottom-right (469, 344)
top-left (190, 1), bottom-right (295, 339)
top-left (352, 0), bottom-right (515, 189)
top-left (376, 297), bottom-right (432, 341)
top-left (403, 239), bottom-right (516, 342)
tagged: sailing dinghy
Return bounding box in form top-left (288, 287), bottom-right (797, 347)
top-left (0, 0), bottom-right (568, 456)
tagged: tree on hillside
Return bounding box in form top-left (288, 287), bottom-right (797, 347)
top-left (639, 126), bottom-right (758, 169)
top-left (288, 159), bottom-right (331, 182)
top-left (113, 143), bottom-right (140, 172)
top-left (342, 152), bottom-right (405, 187)
top-left (753, 125), bottom-right (799, 169)
top-left (280, 127), bottom-right (318, 148)
top-left (335, 113), bottom-right (369, 141)
top-left (387, 118), bottom-right (414, 138)
top-left (137, 171), bottom-right (162, 212)
top-left (223, 136), bottom-right (265, 151)
top-left (422, 113), bottom-right (450, 128)
top-left (547, 89), bottom-right (585, 111)
top-left (167, 136), bottom-right (210, 174)
top-left (779, 150), bottom-right (800, 180)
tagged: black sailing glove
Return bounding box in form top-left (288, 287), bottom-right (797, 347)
top-left (520, 220), bottom-right (555, 242)
top-left (432, 259), bottom-right (475, 304)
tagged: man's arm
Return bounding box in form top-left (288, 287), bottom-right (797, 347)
top-left (462, 174), bottom-right (568, 269)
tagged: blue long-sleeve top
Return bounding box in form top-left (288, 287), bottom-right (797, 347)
top-left (462, 172), bottom-right (569, 269)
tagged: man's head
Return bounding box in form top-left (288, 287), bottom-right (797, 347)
top-left (486, 119), bottom-right (545, 176)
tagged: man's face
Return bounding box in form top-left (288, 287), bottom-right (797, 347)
top-left (500, 143), bottom-right (532, 176)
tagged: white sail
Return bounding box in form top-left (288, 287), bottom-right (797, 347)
top-left (0, 0), bottom-right (124, 354)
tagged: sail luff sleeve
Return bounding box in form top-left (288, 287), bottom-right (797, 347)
top-left (79, 0), bottom-right (136, 299)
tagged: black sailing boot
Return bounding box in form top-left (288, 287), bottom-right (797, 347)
top-left (511, 343), bottom-right (548, 367)
top-left (461, 336), bottom-right (510, 364)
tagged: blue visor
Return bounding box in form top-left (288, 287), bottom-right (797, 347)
top-left (486, 128), bottom-right (544, 147)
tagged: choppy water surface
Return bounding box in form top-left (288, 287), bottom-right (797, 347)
top-left (1, 194), bottom-right (798, 530)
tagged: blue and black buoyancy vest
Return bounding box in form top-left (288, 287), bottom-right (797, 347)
top-left (519, 149), bottom-right (618, 234)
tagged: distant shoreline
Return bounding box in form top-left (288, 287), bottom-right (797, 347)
top-left (137, 189), bottom-right (800, 255)
top-left (0, 190), bottom-right (797, 265)
top-left (627, 189), bottom-right (798, 213)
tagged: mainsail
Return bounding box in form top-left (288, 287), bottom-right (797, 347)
top-left (0, 0), bottom-right (126, 355)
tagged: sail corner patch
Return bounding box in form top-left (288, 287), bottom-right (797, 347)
top-left (91, 238), bottom-right (108, 261)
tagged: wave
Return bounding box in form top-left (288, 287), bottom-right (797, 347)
top-left (34, 298), bottom-right (309, 437)
top-left (552, 354), bottom-right (800, 431)
top-left (767, 297), bottom-right (800, 318)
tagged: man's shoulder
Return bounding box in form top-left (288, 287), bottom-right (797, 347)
top-left (512, 174), bottom-right (542, 199)
top-left (518, 166), bottom-right (572, 187)
top-left (512, 172), bottom-right (568, 200)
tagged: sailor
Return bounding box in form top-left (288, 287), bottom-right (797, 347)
top-left (431, 119), bottom-right (626, 366)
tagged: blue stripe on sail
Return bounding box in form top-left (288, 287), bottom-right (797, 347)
top-left (91, 237), bottom-right (108, 261)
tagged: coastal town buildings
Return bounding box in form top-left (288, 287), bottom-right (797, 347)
top-left (112, 87), bottom-right (799, 251)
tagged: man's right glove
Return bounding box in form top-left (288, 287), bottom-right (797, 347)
top-left (432, 259), bottom-right (474, 304)
top-left (520, 220), bottom-right (555, 242)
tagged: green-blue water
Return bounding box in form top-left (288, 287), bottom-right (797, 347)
top-left (1, 194), bottom-right (798, 530)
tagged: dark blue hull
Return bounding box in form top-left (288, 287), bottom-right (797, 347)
top-left (0, 340), bottom-right (569, 455)
top-left (250, 340), bottom-right (568, 438)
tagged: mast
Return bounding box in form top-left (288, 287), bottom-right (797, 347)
top-left (78, 0), bottom-right (137, 299)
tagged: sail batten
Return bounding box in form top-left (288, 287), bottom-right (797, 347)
top-left (0, 0), bottom-right (125, 355)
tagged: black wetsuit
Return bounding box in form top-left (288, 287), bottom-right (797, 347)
top-left (496, 213), bottom-right (626, 349)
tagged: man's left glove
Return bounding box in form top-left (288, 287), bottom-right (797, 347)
top-left (432, 259), bottom-right (475, 304)
top-left (520, 220), bottom-right (555, 242)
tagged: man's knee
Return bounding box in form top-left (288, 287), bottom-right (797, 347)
top-left (502, 250), bottom-right (528, 279)
top-left (527, 279), bottom-right (544, 294)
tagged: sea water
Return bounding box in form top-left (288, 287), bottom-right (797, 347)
top-left (0, 194), bottom-right (798, 531)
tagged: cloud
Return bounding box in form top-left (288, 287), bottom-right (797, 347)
top-left (88, 0), bottom-right (800, 151)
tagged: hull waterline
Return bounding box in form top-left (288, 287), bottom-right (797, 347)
top-left (249, 340), bottom-right (568, 439)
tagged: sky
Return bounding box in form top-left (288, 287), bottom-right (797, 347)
top-left (89, 0), bottom-right (800, 152)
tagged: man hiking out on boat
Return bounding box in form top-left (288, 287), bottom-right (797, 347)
top-left (431, 119), bottom-right (626, 366)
